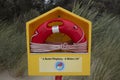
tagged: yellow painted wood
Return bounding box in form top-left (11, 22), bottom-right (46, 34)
top-left (26, 7), bottom-right (92, 76)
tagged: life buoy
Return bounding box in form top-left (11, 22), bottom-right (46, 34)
top-left (30, 18), bottom-right (87, 53)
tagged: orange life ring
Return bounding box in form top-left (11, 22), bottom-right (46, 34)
top-left (31, 18), bottom-right (87, 53)
top-left (31, 18), bottom-right (86, 43)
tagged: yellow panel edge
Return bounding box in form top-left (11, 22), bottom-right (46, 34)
top-left (26, 6), bottom-right (91, 76)
top-left (26, 7), bottom-right (91, 25)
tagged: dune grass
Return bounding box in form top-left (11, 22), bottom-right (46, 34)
top-left (64, 0), bottom-right (120, 80)
top-left (0, 9), bottom-right (39, 76)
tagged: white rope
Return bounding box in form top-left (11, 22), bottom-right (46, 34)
top-left (77, 29), bottom-right (85, 43)
top-left (30, 41), bottom-right (87, 53)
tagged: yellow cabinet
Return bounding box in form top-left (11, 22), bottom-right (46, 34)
top-left (26, 7), bottom-right (91, 76)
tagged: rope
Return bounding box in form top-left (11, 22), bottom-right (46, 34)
top-left (77, 28), bottom-right (85, 43)
top-left (30, 41), bottom-right (87, 53)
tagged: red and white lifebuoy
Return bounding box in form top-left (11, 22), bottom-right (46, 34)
top-left (30, 18), bottom-right (87, 53)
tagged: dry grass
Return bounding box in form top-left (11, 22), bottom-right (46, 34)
top-left (0, 9), bottom-right (39, 75)
top-left (64, 0), bottom-right (120, 80)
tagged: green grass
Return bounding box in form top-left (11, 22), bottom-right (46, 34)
top-left (65, 0), bottom-right (120, 80)
top-left (0, 9), bottom-right (39, 75)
